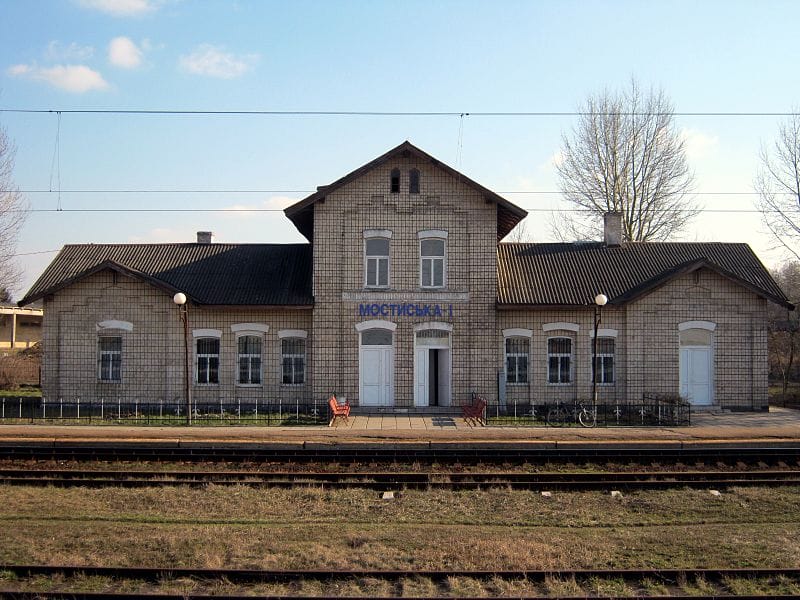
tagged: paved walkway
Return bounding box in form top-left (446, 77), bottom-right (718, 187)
top-left (0, 407), bottom-right (798, 445)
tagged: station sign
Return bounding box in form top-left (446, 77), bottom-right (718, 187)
top-left (358, 303), bottom-right (454, 318)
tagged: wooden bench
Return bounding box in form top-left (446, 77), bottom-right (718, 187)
top-left (328, 395), bottom-right (350, 427)
top-left (462, 393), bottom-right (487, 426)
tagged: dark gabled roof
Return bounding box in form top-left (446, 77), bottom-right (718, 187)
top-left (284, 141), bottom-right (527, 243)
top-left (19, 244), bottom-right (314, 307)
top-left (497, 242), bottom-right (793, 309)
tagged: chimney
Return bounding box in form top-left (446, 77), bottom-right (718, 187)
top-left (197, 231), bottom-right (213, 244)
top-left (603, 212), bottom-right (622, 247)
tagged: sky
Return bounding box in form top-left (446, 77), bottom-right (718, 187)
top-left (1, 0), bottom-right (800, 298)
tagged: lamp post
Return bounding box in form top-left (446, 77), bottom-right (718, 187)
top-left (592, 293), bottom-right (608, 405)
top-left (173, 292), bottom-right (192, 425)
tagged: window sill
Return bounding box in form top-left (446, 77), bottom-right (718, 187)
top-left (236, 384), bottom-right (263, 388)
top-left (547, 383), bottom-right (574, 387)
top-left (97, 380), bottom-right (122, 384)
top-left (281, 383), bottom-right (306, 387)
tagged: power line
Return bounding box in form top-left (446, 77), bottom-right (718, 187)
top-left (1, 108), bottom-right (799, 117)
top-left (0, 189), bottom-right (785, 196)
top-left (8, 207), bottom-right (783, 214)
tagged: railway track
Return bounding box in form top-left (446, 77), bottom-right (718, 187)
top-left (1, 565), bottom-right (798, 599)
top-left (1, 442), bottom-right (800, 465)
top-left (2, 467), bottom-right (800, 490)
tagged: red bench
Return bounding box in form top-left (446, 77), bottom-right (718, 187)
top-left (462, 394), bottom-right (487, 426)
top-left (328, 395), bottom-right (350, 427)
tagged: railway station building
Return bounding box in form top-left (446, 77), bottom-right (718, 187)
top-left (19, 141), bottom-right (793, 412)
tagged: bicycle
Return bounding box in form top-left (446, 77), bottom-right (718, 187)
top-left (546, 400), bottom-right (597, 427)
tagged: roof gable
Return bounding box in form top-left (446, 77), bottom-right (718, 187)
top-left (284, 141), bottom-right (527, 242)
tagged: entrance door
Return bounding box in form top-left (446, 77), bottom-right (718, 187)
top-left (414, 329), bottom-right (451, 407)
top-left (359, 329), bottom-right (393, 406)
top-left (680, 347), bottom-right (712, 406)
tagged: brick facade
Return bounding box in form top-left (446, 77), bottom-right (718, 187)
top-left (29, 143), bottom-right (784, 411)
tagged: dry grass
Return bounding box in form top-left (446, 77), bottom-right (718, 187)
top-left (0, 483), bottom-right (799, 597)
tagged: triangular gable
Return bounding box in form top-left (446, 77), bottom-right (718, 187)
top-left (19, 259), bottom-right (182, 306)
top-left (284, 140), bottom-right (527, 242)
top-left (614, 258), bottom-right (794, 309)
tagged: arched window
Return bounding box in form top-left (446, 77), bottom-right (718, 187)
top-left (196, 337), bottom-right (220, 385)
top-left (390, 168), bottom-right (400, 193)
top-left (419, 230), bottom-right (447, 288)
top-left (547, 337), bottom-right (573, 384)
top-left (409, 169), bottom-right (420, 194)
top-left (237, 335), bottom-right (262, 385)
top-left (593, 337), bottom-right (615, 384)
top-left (364, 231), bottom-right (391, 288)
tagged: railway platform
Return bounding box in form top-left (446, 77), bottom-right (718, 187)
top-left (0, 406), bottom-right (798, 448)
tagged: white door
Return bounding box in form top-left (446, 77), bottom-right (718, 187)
top-left (360, 346), bottom-right (393, 406)
top-left (414, 348), bottom-right (429, 407)
top-left (680, 347), bottom-right (712, 406)
top-left (437, 349), bottom-right (451, 407)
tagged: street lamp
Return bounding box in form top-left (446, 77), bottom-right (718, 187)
top-left (592, 293), bottom-right (608, 405)
top-left (173, 292), bottom-right (192, 425)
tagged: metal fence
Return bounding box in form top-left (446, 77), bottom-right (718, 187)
top-left (0, 396), bottom-right (329, 426)
top-left (486, 398), bottom-right (691, 427)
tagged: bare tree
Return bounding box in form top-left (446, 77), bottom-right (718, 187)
top-left (768, 262), bottom-right (800, 399)
top-left (555, 79), bottom-right (697, 241)
top-left (0, 123), bottom-right (26, 298)
top-left (503, 217), bottom-right (535, 243)
top-left (755, 112), bottom-right (800, 260)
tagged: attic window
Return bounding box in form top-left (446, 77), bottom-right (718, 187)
top-left (390, 169), bottom-right (400, 193)
top-left (409, 169), bottom-right (420, 194)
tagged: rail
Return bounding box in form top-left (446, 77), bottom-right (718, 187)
top-left (1, 443), bottom-right (799, 465)
top-left (1, 468), bottom-right (800, 491)
top-left (0, 565), bottom-right (798, 599)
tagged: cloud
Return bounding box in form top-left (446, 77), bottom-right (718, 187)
top-left (7, 63), bottom-right (109, 93)
top-left (76, 0), bottom-right (158, 16)
top-left (45, 41), bottom-right (94, 62)
top-left (179, 44), bottom-right (258, 79)
top-left (108, 36), bottom-right (143, 68)
top-left (220, 196), bottom-right (297, 219)
top-left (680, 128), bottom-right (719, 159)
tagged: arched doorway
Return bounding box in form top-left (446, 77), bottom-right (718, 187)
top-left (679, 321), bottom-right (715, 406)
top-left (414, 324), bottom-right (452, 407)
top-left (357, 322), bottom-right (395, 406)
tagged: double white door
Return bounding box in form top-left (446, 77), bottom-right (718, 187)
top-left (680, 347), bottom-right (712, 406)
top-left (359, 346), bottom-right (393, 406)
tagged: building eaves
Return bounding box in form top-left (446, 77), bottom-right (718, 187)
top-left (19, 243), bottom-right (314, 307)
top-left (497, 241), bottom-right (793, 310)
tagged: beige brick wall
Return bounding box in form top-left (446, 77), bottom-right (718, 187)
top-left (498, 268), bottom-right (769, 410)
top-left (312, 157), bottom-right (497, 407)
top-left (41, 270), bottom-right (313, 404)
top-left (627, 268), bottom-right (769, 410)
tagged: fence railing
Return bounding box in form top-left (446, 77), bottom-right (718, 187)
top-left (0, 396), bottom-right (329, 426)
top-left (486, 398), bottom-right (691, 427)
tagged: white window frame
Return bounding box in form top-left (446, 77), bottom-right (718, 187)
top-left (279, 330), bottom-right (307, 386)
top-left (193, 331), bottom-right (221, 386)
top-left (503, 328), bottom-right (532, 386)
top-left (592, 336), bottom-right (615, 385)
top-left (419, 230), bottom-right (448, 289)
top-left (505, 337), bottom-right (530, 385)
top-left (547, 336), bottom-right (573, 385)
top-left (235, 333), bottom-right (263, 386)
top-left (97, 335), bottom-right (122, 383)
top-left (364, 230), bottom-right (392, 289)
